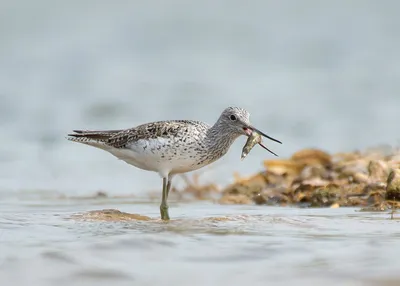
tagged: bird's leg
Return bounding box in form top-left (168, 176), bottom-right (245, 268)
top-left (160, 177), bottom-right (170, 220)
top-left (166, 175), bottom-right (173, 199)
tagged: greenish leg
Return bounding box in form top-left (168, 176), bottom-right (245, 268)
top-left (166, 176), bottom-right (173, 199)
top-left (160, 177), bottom-right (170, 220)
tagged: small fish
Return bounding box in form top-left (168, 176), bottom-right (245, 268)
top-left (241, 131), bottom-right (278, 160)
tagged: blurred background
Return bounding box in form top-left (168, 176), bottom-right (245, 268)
top-left (1, 0), bottom-right (400, 196)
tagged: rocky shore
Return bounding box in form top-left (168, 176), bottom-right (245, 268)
top-left (177, 147), bottom-right (400, 214)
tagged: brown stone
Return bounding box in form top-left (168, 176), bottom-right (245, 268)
top-left (263, 159), bottom-right (303, 176)
top-left (335, 159), bottom-right (371, 184)
top-left (263, 171), bottom-right (287, 186)
top-left (368, 160), bottom-right (389, 182)
top-left (360, 202), bottom-right (389, 212)
top-left (253, 193), bottom-right (267, 205)
top-left (310, 185), bottom-right (341, 207)
top-left (72, 209), bottom-right (152, 221)
top-left (257, 188), bottom-right (289, 205)
top-left (222, 173), bottom-right (267, 197)
top-left (298, 165), bottom-right (333, 181)
top-left (385, 169), bottom-right (400, 201)
top-left (352, 172), bottom-right (370, 184)
top-left (347, 196), bottom-right (367, 207)
top-left (291, 148), bottom-right (332, 167)
top-left (184, 147), bottom-right (400, 210)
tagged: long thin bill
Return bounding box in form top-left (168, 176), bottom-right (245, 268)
top-left (259, 142), bottom-right (279, 157)
top-left (250, 126), bottom-right (282, 144)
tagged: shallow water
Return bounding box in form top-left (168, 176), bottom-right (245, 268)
top-left (1, 192), bottom-right (399, 286)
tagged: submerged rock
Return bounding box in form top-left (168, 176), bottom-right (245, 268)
top-left (71, 209), bottom-right (152, 221)
top-left (359, 202), bottom-right (390, 212)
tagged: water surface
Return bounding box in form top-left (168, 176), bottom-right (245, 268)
top-left (1, 193), bottom-right (399, 286)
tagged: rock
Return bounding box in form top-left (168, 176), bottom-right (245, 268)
top-left (363, 182), bottom-right (386, 195)
top-left (222, 173), bottom-right (267, 197)
top-left (298, 165), bottom-right (333, 181)
top-left (359, 202), bottom-right (389, 212)
top-left (332, 177), bottom-right (353, 187)
top-left (352, 172), bottom-right (370, 184)
top-left (238, 173), bottom-right (267, 186)
top-left (300, 178), bottom-right (331, 187)
top-left (257, 187), bottom-right (289, 205)
top-left (335, 159), bottom-right (370, 183)
top-left (216, 147), bottom-right (400, 209)
top-left (263, 171), bottom-right (287, 186)
top-left (344, 183), bottom-right (368, 197)
top-left (364, 182), bottom-right (386, 205)
top-left (346, 196), bottom-right (367, 207)
top-left (291, 165), bottom-right (334, 189)
top-left (310, 185), bottom-right (341, 207)
top-left (253, 193), bottom-right (267, 205)
top-left (291, 148), bottom-right (332, 167)
top-left (263, 159), bottom-right (303, 177)
top-left (368, 160), bottom-right (389, 182)
top-left (290, 182), bottom-right (340, 206)
top-left (385, 169), bottom-right (400, 201)
top-left (72, 209), bottom-right (151, 221)
top-left (335, 159), bottom-right (368, 173)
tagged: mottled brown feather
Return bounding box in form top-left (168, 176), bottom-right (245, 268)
top-left (68, 129), bottom-right (123, 141)
top-left (67, 120), bottom-right (209, 148)
top-left (106, 120), bottom-right (207, 148)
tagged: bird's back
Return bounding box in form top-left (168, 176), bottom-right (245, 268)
top-left (67, 120), bottom-right (213, 176)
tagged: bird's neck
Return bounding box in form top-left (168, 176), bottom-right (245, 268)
top-left (205, 122), bottom-right (240, 156)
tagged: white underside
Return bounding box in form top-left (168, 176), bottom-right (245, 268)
top-left (85, 138), bottom-right (207, 178)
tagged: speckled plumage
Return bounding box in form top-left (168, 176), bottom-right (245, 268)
top-left (68, 108), bottom-right (245, 176)
top-left (67, 107), bottom-right (282, 220)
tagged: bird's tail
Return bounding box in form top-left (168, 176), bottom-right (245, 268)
top-left (66, 129), bottom-right (122, 148)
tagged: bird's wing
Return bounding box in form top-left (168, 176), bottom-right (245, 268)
top-left (68, 120), bottom-right (205, 148)
top-left (107, 120), bottom-right (203, 148)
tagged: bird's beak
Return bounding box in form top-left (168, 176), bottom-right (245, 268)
top-left (242, 125), bottom-right (281, 157)
top-left (259, 142), bottom-right (279, 157)
top-left (243, 125), bottom-right (282, 144)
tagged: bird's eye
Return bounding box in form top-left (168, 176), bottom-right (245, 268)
top-left (230, 115), bottom-right (237, 121)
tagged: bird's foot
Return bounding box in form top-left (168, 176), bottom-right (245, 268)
top-left (160, 205), bottom-right (170, 221)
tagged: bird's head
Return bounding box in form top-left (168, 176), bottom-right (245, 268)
top-left (218, 106), bottom-right (282, 155)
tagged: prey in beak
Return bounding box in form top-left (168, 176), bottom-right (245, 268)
top-left (243, 126), bottom-right (282, 144)
top-left (242, 126), bottom-right (281, 157)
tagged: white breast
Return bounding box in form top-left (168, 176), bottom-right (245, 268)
top-left (106, 137), bottom-right (204, 178)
